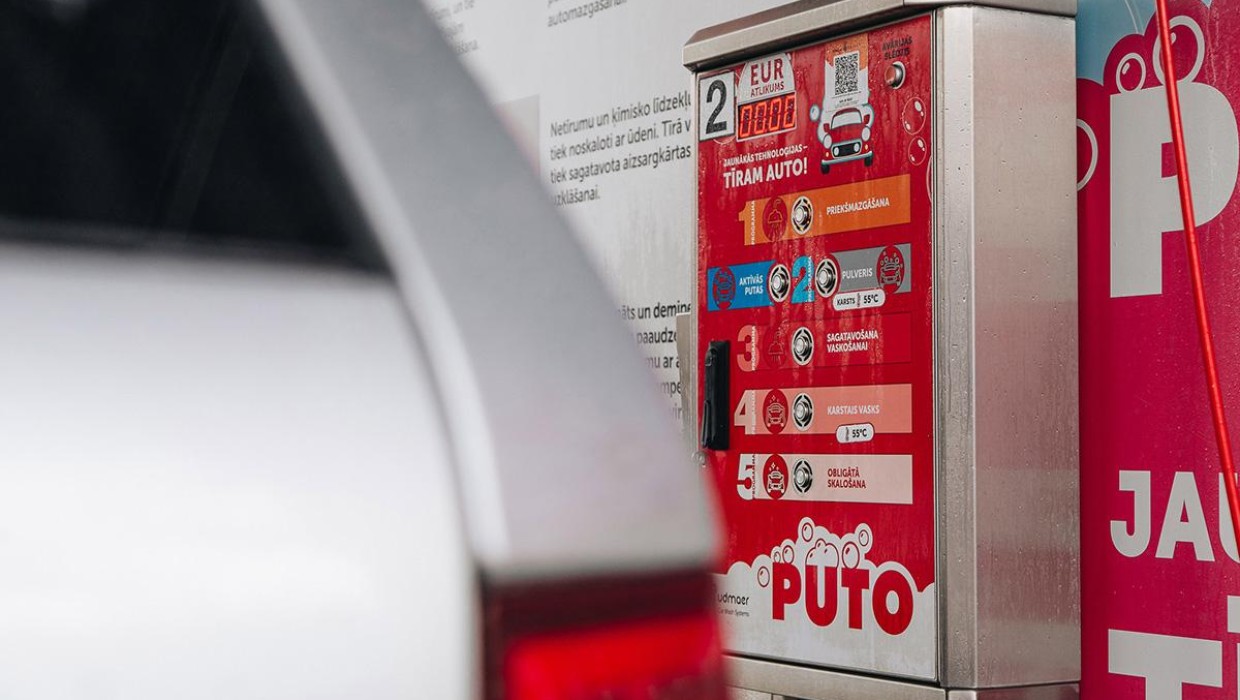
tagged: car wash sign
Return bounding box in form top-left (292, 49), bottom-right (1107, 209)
top-left (1078, 0), bottom-right (1240, 697)
top-left (697, 16), bottom-right (936, 680)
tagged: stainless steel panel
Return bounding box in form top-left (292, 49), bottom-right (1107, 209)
top-left (677, 312), bottom-right (695, 448)
top-left (729, 688), bottom-right (775, 700)
top-left (253, 0), bottom-right (719, 583)
top-left (934, 7), bottom-right (1079, 689)
top-left (689, 72), bottom-right (703, 469)
top-left (683, 0), bottom-right (1075, 70)
top-left (0, 244), bottom-right (477, 699)
top-left (948, 683), bottom-right (1079, 700)
top-left (728, 656), bottom-right (947, 700)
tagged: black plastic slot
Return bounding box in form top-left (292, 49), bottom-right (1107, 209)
top-left (700, 340), bottom-right (729, 451)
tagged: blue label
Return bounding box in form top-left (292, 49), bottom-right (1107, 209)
top-left (708, 261), bottom-right (774, 311)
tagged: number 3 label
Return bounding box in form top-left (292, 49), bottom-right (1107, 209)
top-left (698, 74), bottom-right (735, 141)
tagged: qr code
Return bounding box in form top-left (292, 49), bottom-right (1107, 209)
top-left (834, 51), bottom-right (860, 96)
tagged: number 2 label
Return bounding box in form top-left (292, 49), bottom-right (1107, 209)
top-left (791, 256), bottom-right (814, 304)
top-left (698, 74), bottom-right (735, 141)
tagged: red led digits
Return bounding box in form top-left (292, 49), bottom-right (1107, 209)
top-left (782, 93), bottom-right (796, 129)
top-left (737, 93), bottom-right (797, 140)
top-left (738, 103), bottom-right (754, 139)
top-left (753, 100), bottom-right (768, 136)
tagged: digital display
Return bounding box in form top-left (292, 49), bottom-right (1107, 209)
top-left (737, 93), bottom-right (797, 140)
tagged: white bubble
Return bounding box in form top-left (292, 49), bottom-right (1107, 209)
top-left (1115, 52), bottom-right (1146, 93)
top-left (856, 524), bottom-right (873, 551)
top-left (842, 542), bottom-right (860, 569)
top-left (1151, 17), bottom-right (1205, 85)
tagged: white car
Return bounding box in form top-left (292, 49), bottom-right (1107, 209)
top-left (0, 1), bottom-right (724, 698)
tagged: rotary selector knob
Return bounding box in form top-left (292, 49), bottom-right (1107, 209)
top-left (792, 196), bottom-right (813, 235)
top-left (793, 459), bottom-right (814, 493)
top-left (793, 393), bottom-right (814, 431)
top-left (792, 327), bottom-right (814, 366)
top-left (815, 258), bottom-right (839, 297)
top-left (769, 264), bottom-right (791, 302)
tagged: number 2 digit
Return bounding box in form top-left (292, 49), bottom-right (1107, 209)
top-left (706, 81), bottom-right (727, 134)
top-left (791, 256), bottom-right (814, 303)
top-left (698, 75), bottom-right (735, 141)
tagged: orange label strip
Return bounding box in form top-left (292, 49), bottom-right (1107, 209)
top-left (740, 174), bottom-right (911, 245)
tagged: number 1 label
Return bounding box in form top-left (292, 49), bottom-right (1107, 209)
top-left (698, 73), bottom-right (735, 141)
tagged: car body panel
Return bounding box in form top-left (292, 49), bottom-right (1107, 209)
top-left (252, 0), bottom-right (720, 583)
top-left (0, 243), bottom-right (476, 699)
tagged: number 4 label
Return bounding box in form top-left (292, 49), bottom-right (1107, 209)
top-left (699, 73), bottom-right (735, 141)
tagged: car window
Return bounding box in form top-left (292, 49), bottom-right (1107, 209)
top-left (830, 110), bottom-right (862, 128)
top-left (0, 0), bottom-right (378, 268)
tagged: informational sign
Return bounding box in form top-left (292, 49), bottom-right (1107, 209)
top-left (696, 16), bottom-right (936, 679)
top-left (423, 0), bottom-right (791, 430)
top-left (1078, 0), bottom-right (1240, 697)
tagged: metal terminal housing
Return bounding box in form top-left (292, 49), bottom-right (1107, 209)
top-left (684, 0), bottom-right (1076, 70)
top-left (687, 1), bottom-right (1078, 698)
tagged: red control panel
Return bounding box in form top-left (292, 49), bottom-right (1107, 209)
top-left (695, 15), bottom-right (936, 678)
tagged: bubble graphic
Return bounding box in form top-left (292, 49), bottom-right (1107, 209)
top-left (902, 98), bottom-right (926, 134)
top-left (842, 541), bottom-right (861, 569)
top-left (1116, 52), bottom-right (1146, 93)
top-left (1151, 17), bottom-right (1205, 86)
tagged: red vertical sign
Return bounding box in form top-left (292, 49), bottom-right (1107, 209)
top-left (1079, 1), bottom-right (1240, 696)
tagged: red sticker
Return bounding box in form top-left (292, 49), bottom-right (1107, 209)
top-left (763, 455), bottom-right (789, 500)
top-left (876, 245), bottom-right (906, 293)
top-left (763, 389), bottom-right (790, 434)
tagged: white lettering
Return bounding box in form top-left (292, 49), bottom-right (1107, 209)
top-left (1108, 629), bottom-right (1221, 699)
top-left (1112, 470), bottom-right (1152, 557)
top-left (1156, 471), bottom-right (1214, 561)
top-left (1110, 83), bottom-right (1239, 298)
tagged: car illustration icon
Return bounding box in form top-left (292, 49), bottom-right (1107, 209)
top-left (877, 248), bottom-right (905, 288)
top-left (878, 258), bottom-right (902, 285)
top-left (810, 103), bottom-right (875, 174)
top-left (766, 468), bottom-right (787, 495)
top-left (766, 401), bottom-right (787, 428)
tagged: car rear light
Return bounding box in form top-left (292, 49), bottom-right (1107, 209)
top-left (504, 613), bottom-right (723, 699)
top-left (485, 571), bottom-right (727, 700)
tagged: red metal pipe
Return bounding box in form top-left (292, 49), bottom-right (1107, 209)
top-left (1153, 0), bottom-right (1240, 551)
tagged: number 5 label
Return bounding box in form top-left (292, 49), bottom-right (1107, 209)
top-left (699, 73), bottom-right (736, 141)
